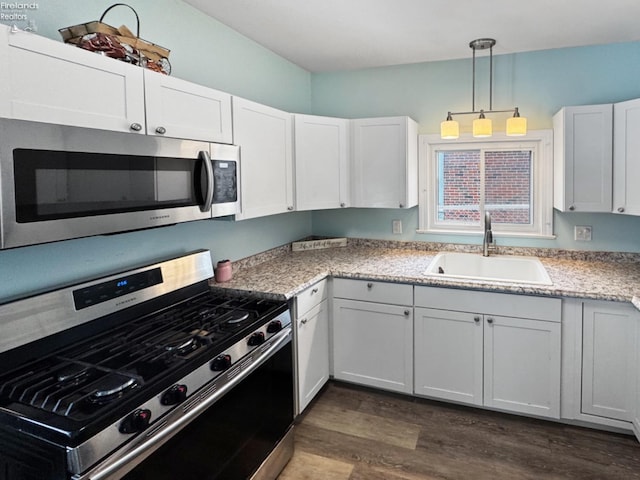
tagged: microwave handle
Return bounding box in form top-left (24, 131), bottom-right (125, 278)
top-left (198, 151), bottom-right (214, 212)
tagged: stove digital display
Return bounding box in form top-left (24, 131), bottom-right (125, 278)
top-left (73, 268), bottom-right (164, 310)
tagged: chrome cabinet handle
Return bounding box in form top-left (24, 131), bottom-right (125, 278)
top-left (300, 318), bottom-right (308, 325)
top-left (311, 288), bottom-right (319, 295)
top-left (287, 206), bottom-right (294, 211)
top-left (340, 203), bottom-right (346, 207)
top-left (487, 318), bottom-right (494, 324)
top-left (130, 123), bottom-right (142, 131)
top-left (569, 205), bottom-right (575, 211)
top-left (404, 309), bottom-right (411, 316)
top-left (618, 207), bottom-right (625, 213)
top-left (399, 203), bottom-right (405, 208)
top-left (155, 126), bottom-right (166, 134)
top-left (367, 283), bottom-right (373, 289)
top-left (474, 316), bottom-right (481, 323)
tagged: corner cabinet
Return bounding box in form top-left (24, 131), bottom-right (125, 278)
top-left (351, 116), bottom-right (418, 209)
top-left (613, 97), bottom-right (640, 216)
top-left (294, 280), bottom-right (330, 414)
top-left (332, 279), bottom-right (413, 394)
top-left (294, 114), bottom-right (350, 210)
top-left (415, 287), bottom-right (562, 419)
top-left (232, 97), bottom-right (294, 220)
top-left (0, 25), bottom-right (233, 143)
top-left (553, 104), bottom-right (613, 213)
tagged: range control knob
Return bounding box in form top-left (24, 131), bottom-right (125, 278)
top-left (266, 320), bottom-right (282, 333)
top-left (161, 384), bottom-right (187, 406)
top-left (119, 408), bottom-right (152, 434)
top-left (247, 331), bottom-right (266, 346)
top-left (210, 354), bottom-right (232, 371)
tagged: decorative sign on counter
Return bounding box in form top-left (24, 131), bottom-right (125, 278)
top-left (292, 238), bottom-right (347, 252)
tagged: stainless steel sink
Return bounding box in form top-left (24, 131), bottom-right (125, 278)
top-left (424, 252), bottom-right (552, 285)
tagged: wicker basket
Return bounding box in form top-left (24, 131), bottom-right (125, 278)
top-left (59, 3), bottom-right (170, 70)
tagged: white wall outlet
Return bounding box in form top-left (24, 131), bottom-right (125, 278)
top-left (392, 219), bottom-right (402, 234)
top-left (574, 225), bottom-right (592, 241)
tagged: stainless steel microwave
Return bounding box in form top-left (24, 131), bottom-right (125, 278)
top-left (0, 119), bottom-right (240, 249)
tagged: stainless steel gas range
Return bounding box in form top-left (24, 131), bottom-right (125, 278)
top-left (0, 250), bottom-right (294, 480)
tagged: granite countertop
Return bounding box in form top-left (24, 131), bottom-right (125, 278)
top-left (210, 240), bottom-right (640, 309)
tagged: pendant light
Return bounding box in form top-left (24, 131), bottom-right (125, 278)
top-left (440, 38), bottom-right (527, 139)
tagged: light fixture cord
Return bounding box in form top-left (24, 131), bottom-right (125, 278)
top-left (489, 42), bottom-right (493, 111)
top-left (472, 45), bottom-right (476, 112)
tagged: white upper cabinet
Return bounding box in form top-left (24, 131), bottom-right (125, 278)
top-left (0, 25), bottom-right (233, 143)
top-left (294, 114), bottom-right (350, 210)
top-left (143, 70), bottom-right (232, 143)
top-left (553, 104), bottom-right (613, 212)
top-left (0, 25), bottom-right (145, 134)
top-left (613, 97), bottom-right (640, 216)
top-left (232, 97), bottom-right (294, 220)
top-left (351, 116), bottom-right (418, 209)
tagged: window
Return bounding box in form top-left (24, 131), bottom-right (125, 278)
top-left (418, 131), bottom-right (553, 238)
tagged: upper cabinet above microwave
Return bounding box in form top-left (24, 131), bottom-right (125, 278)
top-left (0, 25), bottom-right (233, 144)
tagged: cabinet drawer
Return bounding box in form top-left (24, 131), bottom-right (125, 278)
top-left (415, 286), bottom-right (560, 322)
top-left (296, 279), bottom-right (328, 317)
top-left (333, 278), bottom-right (412, 306)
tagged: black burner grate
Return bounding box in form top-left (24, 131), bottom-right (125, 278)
top-left (0, 292), bottom-right (283, 422)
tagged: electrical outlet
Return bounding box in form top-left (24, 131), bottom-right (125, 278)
top-left (574, 225), bottom-right (592, 241)
top-left (392, 219), bottom-right (402, 234)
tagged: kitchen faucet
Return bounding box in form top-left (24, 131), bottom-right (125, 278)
top-left (483, 211), bottom-right (496, 256)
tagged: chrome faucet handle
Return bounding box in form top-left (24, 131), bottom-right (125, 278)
top-left (484, 211), bottom-right (492, 231)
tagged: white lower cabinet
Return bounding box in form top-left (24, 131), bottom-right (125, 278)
top-left (581, 301), bottom-right (637, 422)
top-left (414, 287), bottom-right (561, 419)
top-left (414, 308), bottom-right (483, 405)
top-left (294, 281), bottom-right (329, 414)
top-left (332, 279), bottom-right (413, 394)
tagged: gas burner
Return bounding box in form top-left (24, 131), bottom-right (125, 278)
top-left (57, 363), bottom-right (90, 385)
top-left (88, 373), bottom-right (139, 406)
top-left (225, 311), bottom-right (250, 325)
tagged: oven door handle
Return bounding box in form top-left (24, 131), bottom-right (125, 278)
top-left (71, 327), bottom-right (292, 480)
top-left (198, 150), bottom-right (214, 213)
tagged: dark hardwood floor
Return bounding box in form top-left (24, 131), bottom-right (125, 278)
top-left (278, 381), bottom-right (640, 480)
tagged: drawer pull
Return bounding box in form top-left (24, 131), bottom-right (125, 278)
top-left (474, 316), bottom-right (480, 323)
top-left (130, 122), bottom-right (142, 131)
top-left (300, 318), bottom-right (308, 325)
top-left (487, 318), bottom-right (494, 324)
top-left (311, 288), bottom-right (319, 295)
top-left (367, 283), bottom-right (373, 289)
top-left (404, 309), bottom-right (410, 316)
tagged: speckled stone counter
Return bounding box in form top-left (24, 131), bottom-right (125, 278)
top-left (210, 239), bottom-right (640, 309)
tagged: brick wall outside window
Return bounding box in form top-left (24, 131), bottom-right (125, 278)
top-left (438, 150), bottom-right (532, 224)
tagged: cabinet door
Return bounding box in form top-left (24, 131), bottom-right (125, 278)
top-left (332, 298), bottom-right (413, 394)
top-left (634, 316), bottom-right (640, 442)
top-left (351, 116), bottom-right (417, 209)
top-left (296, 300), bottom-right (330, 413)
top-left (0, 25), bottom-right (145, 133)
top-left (294, 114), bottom-right (350, 210)
top-left (582, 302), bottom-right (637, 421)
top-left (484, 315), bottom-right (561, 419)
top-left (414, 308), bottom-right (483, 406)
top-left (613, 97), bottom-right (640, 216)
top-left (143, 70), bottom-right (232, 143)
top-left (232, 97), bottom-right (293, 220)
top-left (552, 104), bottom-right (613, 212)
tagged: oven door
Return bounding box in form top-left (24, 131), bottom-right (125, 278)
top-left (74, 328), bottom-right (294, 480)
top-left (0, 119), bottom-right (214, 249)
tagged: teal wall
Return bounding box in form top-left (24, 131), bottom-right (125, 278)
top-left (1, 1), bottom-right (640, 303)
top-left (0, 0), bottom-right (313, 302)
top-left (310, 42), bottom-right (640, 251)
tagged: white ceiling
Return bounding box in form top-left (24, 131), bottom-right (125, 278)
top-left (183, 0), bottom-right (640, 72)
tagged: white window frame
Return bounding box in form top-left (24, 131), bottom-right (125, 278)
top-left (418, 130), bottom-right (554, 238)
